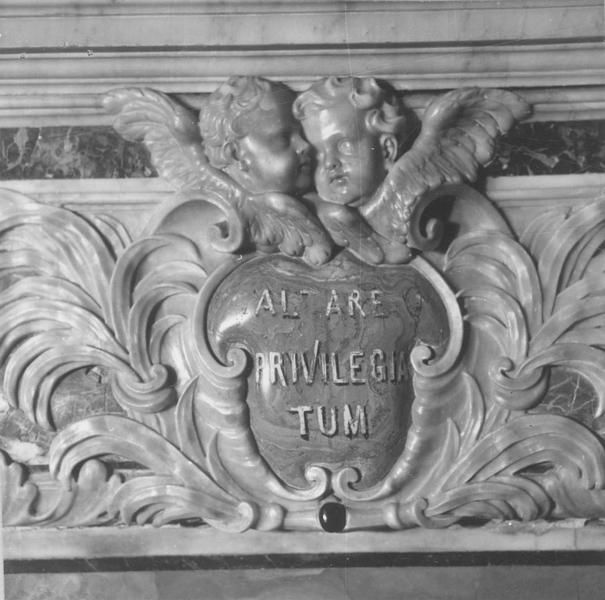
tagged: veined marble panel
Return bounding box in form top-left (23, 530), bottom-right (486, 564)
top-left (1, 121), bottom-right (602, 181)
top-left (0, 126), bottom-right (155, 180)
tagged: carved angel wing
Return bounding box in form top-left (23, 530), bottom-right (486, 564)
top-left (310, 198), bottom-right (384, 265)
top-left (239, 192), bottom-right (332, 266)
top-left (103, 87), bottom-right (241, 200)
top-left (360, 87), bottom-right (531, 249)
top-left (105, 87), bottom-right (332, 265)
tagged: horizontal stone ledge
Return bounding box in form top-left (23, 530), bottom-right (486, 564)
top-left (2, 178), bottom-right (172, 207)
top-left (2, 174), bottom-right (602, 241)
top-left (486, 173), bottom-right (605, 204)
top-left (5, 521), bottom-right (605, 569)
top-left (0, 179), bottom-right (173, 238)
top-left (485, 174), bottom-right (605, 238)
top-left (2, 174), bottom-right (604, 244)
top-left (0, 0), bottom-right (600, 49)
top-left (4, 173), bottom-right (604, 208)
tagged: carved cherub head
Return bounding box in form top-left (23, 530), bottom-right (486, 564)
top-left (293, 76), bottom-right (411, 208)
top-left (199, 76), bottom-right (313, 196)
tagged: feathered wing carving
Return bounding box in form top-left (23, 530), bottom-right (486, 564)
top-left (360, 88), bottom-right (531, 255)
top-left (236, 192), bottom-right (331, 265)
top-left (104, 87), bottom-right (332, 265)
top-left (104, 87), bottom-right (220, 194)
top-left (309, 200), bottom-right (385, 265)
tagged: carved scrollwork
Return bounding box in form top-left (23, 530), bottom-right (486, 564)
top-left (1, 450), bottom-right (122, 527)
top-left (3, 76), bottom-right (605, 532)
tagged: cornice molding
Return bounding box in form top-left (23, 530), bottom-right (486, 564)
top-left (3, 44), bottom-right (603, 91)
top-left (0, 1), bottom-right (600, 48)
top-left (0, 44), bottom-right (603, 127)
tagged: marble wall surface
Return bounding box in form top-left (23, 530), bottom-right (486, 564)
top-left (8, 565), bottom-right (605, 600)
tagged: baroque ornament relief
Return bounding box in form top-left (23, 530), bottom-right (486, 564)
top-left (2, 76), bottom-right (605, 532)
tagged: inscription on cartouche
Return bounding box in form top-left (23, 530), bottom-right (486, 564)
top-left (208, 253), bottom-right (448, 488)
top-left (254, 287), bottom-right (409, 439)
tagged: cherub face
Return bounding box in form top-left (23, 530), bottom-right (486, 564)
top-left (301, 100), bottom-right (390, 207)
top-left (235, 91), bottom-right (313, 196)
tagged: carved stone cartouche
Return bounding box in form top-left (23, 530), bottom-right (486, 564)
top-left (4, 77), bottom-right (605, 533)
top-left (207, 251), bottom-right (449, 488)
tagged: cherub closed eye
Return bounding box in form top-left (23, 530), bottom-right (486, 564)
top-left (104, 76), bottom-right (332, 267)
top-left (294, 76), bottom-right (530, 264)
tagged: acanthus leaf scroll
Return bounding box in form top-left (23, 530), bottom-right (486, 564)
top-left (3, 75), bottom-right (605, 532)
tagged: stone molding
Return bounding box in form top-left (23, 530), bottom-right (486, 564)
top-left (485, 174), bottom-right (605, 238)
top-left (2, 44), bottom-right (603, 92)
top-left (0, 0), bottom-right (600, 48)
top-left (4, 173), bottom-right (604, 240)
top-left (5, 172), bottom-right (604, 211)
top-left (487, 173), bottom-right (605, 206)
top-left (1, 179), bottom-right (174, 237)
top-left (5, 522), bottom-right (605, 563)
top-left (3, 173), bottom-right (603, 251)
top-left (1, 81), bottom-right (605, 129)
top-left (1, 5), bottom-right (602, 124)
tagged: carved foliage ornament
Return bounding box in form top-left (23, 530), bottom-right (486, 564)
top-left (3, 76), bottom-right (605, 532)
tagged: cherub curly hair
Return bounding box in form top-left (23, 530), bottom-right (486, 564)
top-left (293, 76), bottom-right (412, 157)
top-left (199, 76), bottom-right (295, 169)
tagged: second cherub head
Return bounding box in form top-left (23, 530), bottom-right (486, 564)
top-left (293, 76), bottom-right (412, 208)
top-left (199, 76), bottom-right (313, 197)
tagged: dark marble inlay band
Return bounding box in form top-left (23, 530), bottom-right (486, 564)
top-left (0, 121), bottom-right (602, 181)
top-left (0, 368), bottom-right (123, 464)
top-left (0, 127), bottom-right (156, 180)
top-left (488, 120), bottom-right (605, 177)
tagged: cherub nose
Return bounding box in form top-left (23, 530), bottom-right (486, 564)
top-left (323, 151), bottom-right (341, 171)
